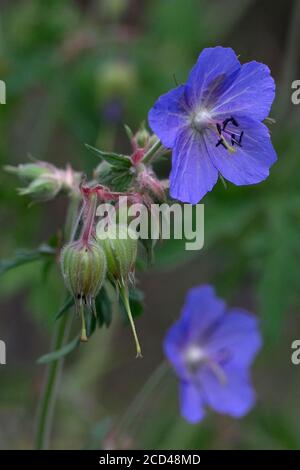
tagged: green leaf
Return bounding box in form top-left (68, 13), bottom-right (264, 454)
top-left (128, 288), bottom-right (144, 318)
top-left (37, 335), bottom-right (80, 364)
top-left (110, 170), bottom-right (133, 191)
top-left (55, 296), bottom-right (74, 320)
top-left (86, 309), bottom-right (97, 337)
top-left (0, 245), bottom-right (55, 276)
top-left (95, 285), bottom-right (113, 328)
top-left (96, 164), bottom-right (133, 192)
top-left (85, 144), bottom-right (131, 169)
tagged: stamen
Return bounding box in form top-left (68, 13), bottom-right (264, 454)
top-left (222, 116), bottom-right (239, 130)
top-left (216, 138), bottom-right (226, 149)
top-left (238, 130), bottom-right (244, 145)
top-left (231, 117), bottom-right (239, 127)
top-left (214, 117), bottom-right (243, 153)
top-left (216, 134), bottom-right (236, 153)
top-left (208, 360), bottom-right (227, 385)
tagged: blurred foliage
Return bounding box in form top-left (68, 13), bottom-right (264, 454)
top-left (0, 0), bottom-right (300, 451)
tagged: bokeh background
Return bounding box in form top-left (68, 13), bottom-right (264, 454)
top-left (1, 0), bottom-right (300, 450)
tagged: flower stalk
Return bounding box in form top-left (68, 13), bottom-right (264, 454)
top-left (119, 285), bottom-right (142, 358)
top-left (34, 197), bottom-right (80, 450)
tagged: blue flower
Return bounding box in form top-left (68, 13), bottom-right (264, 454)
top-left (164, 285), bottom-right (262, 423)
top-left (149, 47), bottom-right (277, 204)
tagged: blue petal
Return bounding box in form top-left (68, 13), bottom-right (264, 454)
top-left (164, 319), bottom-right (190, 380)
top-left (200, 366), bottom-right (256, 418)
top-left (148, 85), bottom-right (189, 148)
top-left (180, 381), bottom-right (205, 423)
top-left (170, 127), bottom-right (218, 204)
top-left (185, 47), bottom-right (240, 109)
top-left (207, 309), bottom-right (262, 367)
top-left (211, 61), bottom-right (275, 121)
top-left (181, 285), bottom-right (226, 340)
top-left (205, 117), bottom-right (277, 185)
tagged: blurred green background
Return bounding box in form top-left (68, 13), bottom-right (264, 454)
top-left (1, 0), bottom-right (300, 450)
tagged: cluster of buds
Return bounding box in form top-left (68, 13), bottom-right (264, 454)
top-left (8, 124), bottom-right (168, 358)
top-left (5, 161), bottom-right (81, 201)
top-left (60, 185), bottom-right (142, 356)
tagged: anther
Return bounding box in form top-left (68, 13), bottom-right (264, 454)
top-left (216, 139), bottom-right (227, 149)
top-left (222, 116), bottom-right (239, 130)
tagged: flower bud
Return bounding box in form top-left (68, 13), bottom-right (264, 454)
top-left (98, 224), bottom-right (137, 287)
top-left (134, 127), bottom-right (151, 148)
top-left (6, 161), bottom-right (81, 201)
top-left (18, 175), bottom-right (62, 200)
top-left (136, 167), bottom-right (166, 202)
top-left (4, 163), bottom-right (50, 182)
top-left (61, 240), bottom-right (107, 341)
top-left (61, 240), bottom-right (107, 302)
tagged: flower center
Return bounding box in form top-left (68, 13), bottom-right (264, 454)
top-left (185, 345), bottom-right (206, 365)
top-left (192, 109), bottom-right (212, 131)
top-left (185, 344), bottom-right (227, 385)
top-left (193, 111), bottom-right (245, 154)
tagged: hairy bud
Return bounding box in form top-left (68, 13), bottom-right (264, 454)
top-left (6, 161), bottom-right (81, 201)
top-left (98, 224), bottom-right (137, 287)
top-left (61, 240), bottom-right (107, 341)
top-left (18, 175), bottom-right (62, 200)
top-left (4, 163), bottom-right (50, 182)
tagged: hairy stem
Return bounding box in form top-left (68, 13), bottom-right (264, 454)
top-left (34, 197), bottom-right (79, 449)
top-left (142, 139), bottom-right (164, 165)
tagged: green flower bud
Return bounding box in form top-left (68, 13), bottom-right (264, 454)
top-left (135, 127), bottom-right (151, 148)
top-left (61, 240), bottom-right (107, 341)
top-left (6, 161), bottom-right (81, 201)
top-left (61, 240), bottom-right (107, 302)
top-left (17, 175), bottom-right (62, 200)
top-left (4, 163), bottom-right (49, 182)
top-left (99, 224), bottom-right (137, 287)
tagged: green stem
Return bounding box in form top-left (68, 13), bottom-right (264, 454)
top-left (34, 197), bottom-right (80, 449)
top-left (142, 139), bottom-right (163, 165)
top-left (117, 361), bottom-right (169, 438)
top-left (34, 313), bottom-right (72, 449)
top-left (119, 285), bottom-right (142, 358)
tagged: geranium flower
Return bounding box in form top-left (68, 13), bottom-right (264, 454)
top-left (149, 47), bottom-right (277, 203)
top-left (164, 285), bottom-right (262, 423)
